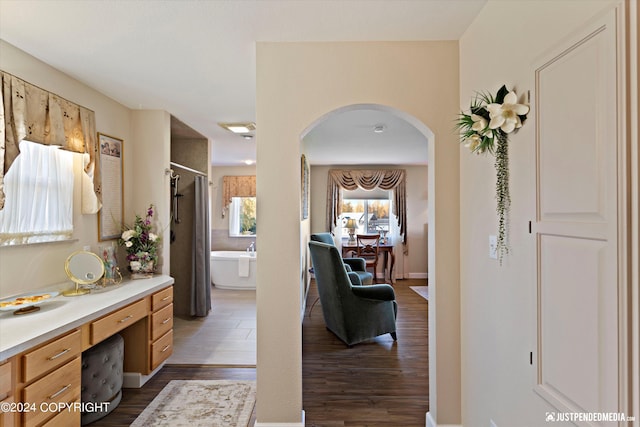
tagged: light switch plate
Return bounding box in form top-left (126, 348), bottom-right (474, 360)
top-left (489, 235), bottom-right (498, 259)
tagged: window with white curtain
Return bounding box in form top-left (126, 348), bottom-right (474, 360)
top-left (0, 140), bottom-right (75, 245)
top-left (228, 197), bottom-right (256, 237)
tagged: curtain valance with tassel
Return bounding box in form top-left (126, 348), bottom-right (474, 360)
top-left (222, 175), bottom-right (256, 217)
top-left (0, 71), bottom-right (101, 213)
top-left (327, 169), bottom-right (407, 252)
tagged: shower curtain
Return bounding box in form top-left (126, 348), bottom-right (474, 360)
top-left (190, 175), bottom-right (211, 316)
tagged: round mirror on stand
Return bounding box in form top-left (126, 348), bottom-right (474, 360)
top-left (63, 251), bottom-right (105, 297)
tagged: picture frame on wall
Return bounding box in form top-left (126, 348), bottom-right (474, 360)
top-left (97, 133), bottom-right (124, 241)
top-left (301, 154), bottom-right (309, 220)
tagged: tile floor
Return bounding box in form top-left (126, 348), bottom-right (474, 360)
top-left (167, 286), bottom-right (256, 366)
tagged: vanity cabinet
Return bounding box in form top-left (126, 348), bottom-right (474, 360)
top-left (90, 299), bottom-right (147, 345)
top-left (150, 287), bottom-right (173, 369)
top-left (22, 356), bottom-right (81, 426)
top-left (0, 276), bottom-right (174, 427)
top-left (0, 359), bottom-right (14, 427)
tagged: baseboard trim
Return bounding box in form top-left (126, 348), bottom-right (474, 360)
top-left (426, 412), bottom-right (462, 427)
top-left (255, 410), bottom-right (305, 427)
top-left (123, 363), bottom-right (164, 388)
top-left (407, 272), bottom-right (428, 279)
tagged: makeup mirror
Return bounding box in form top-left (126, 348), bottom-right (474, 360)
top-left (63, 251), bottom-right (105, 296)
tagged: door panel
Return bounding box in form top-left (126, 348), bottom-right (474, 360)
top-left (534, 9), bottom-right (620, 423)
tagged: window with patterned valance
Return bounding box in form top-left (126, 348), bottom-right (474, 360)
top-left (327, 169), bottom-right (407, 252)
top-left (0, 71), bottom-right (101, 213)
top-left (222, 175), bottom-right (256, 217)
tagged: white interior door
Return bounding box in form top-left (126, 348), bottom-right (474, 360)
top-left (533, 9), bottom-right (622, 424)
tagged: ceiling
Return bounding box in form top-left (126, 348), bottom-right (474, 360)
top-left (0, 0), bottom-right (486, 166)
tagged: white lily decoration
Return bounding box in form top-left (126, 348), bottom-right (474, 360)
top-left (471, 114), bottom-right (487, 132)
top-left (464, 134), bottom-right (482, 152)
top-left (121, 229), bottom-right (135, 241)
top-left (456, 85), bottom-right (530, 265)
top-left (149, 233), bottom-right (158, 242)
top-left (487, 91), bottom-right (530, 134)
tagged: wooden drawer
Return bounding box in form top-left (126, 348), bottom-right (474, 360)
top-left (0, 360), bottom-right (11, 400)
top-left (41, 399), bottom-right (80, 427)
top-left (0, 397), bottom-right (15, 427)
top-left (91, 299), bottom-right (147, 345)
top-left (22, 330), bottom-right (80, 383)
top-left (151, 303), bottom-right (173, 341)
top-left (22, 357), bottom-right (80, 427)
top-left (150, 330), bottom-right (173, 370)
top-left (152, 286), bottom-right (173, 311)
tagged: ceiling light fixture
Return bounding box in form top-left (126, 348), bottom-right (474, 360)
top-left (218, 122), bottom-right (256, 134)
top-left (242, 134), bottom-right (253, 140)
top-left (373, 124), bottom-right (386, 133)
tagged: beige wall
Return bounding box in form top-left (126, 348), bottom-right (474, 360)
top-left (458, 1), bottom-right (627, 425)
top-left (0, 42), bottom-right (172, 298)
top-left (256, 41), bottom-right (460, 425)
top-left (0, 41), bottom-right (132, 297)
top-left (310, 164), bottom-right (428, 278)
top-left (210, 165), bottom-right (257, 251)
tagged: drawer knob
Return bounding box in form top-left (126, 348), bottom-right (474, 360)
top-left (161, 318), bottom-right (171, 325)
top-left (118, 315), bottom-right (134, 323)
top-left (161, 345), bottom-right (171, 353)
top-left (161, 296), bottom-right (171, 301)
top-left (48, 348), bottom-right (71, 361)
top-left (48, 384), bottom-right (71, 399)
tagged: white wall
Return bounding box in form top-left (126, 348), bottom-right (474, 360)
top-left (309, 164), bottom-right (428, 278)
top-left (256, 41), bottom-right (460, 425)
top-left (458, 1), bottom-right (628, 425)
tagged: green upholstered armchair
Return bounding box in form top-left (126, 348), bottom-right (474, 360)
top-left (308, 240), bottom-right (397, 347)
top-left (310, 232), bottom-right (374, 285)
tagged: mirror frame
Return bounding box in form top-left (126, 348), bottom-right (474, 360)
top-left (63, 250), bottom-right (105, 296)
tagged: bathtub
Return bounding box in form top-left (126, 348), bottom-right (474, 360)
top-left (210, 251), bottom-right (257, 290)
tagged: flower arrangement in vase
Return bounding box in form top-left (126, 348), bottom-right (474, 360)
top-left (456, 85), bottom-right (529, 264)
top-left (119, 204), bottom-right (160, 278)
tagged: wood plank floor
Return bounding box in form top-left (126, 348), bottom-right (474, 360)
top-left (91, 279), bottom-right (428, 426)
top-left (303, 278), bottom-right (429, 426)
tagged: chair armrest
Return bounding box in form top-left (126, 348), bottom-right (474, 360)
top-left (347, 272), bottom-right (362, 286)
top-left (344, 263), bottom-right (353, 272)
top-left (351, 284), bottom-right (395, 301)
top-left (343, 257), bottom-right (366, 271)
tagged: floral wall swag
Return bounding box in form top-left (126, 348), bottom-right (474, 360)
top-left (456, 85), bottom-right (529, 264)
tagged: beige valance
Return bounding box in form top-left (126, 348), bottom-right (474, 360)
top-left (327, 169), bottom-right (407, 252)
top-left (222, 175), bottom-right (256, 217)
top-left (0, 71), bottom-right (101, 213)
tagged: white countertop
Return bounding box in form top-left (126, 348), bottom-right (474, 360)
top-left (0, 274), bottom-right (174, 361)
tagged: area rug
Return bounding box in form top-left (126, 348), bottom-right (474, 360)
top-left (410, 286), bottom-right (429, 301)
top-left (131, 380), bottom-right (255, 427)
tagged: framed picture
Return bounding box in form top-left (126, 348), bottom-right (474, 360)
top-left (301, 154), bottom-right (309, 219)
top-left (98, 133), bottom-right (124, 241)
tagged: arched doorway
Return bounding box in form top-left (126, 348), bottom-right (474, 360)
top-left (299, 103), bottom-right (432, 424)
top-left (255, 41), bottom-right (461, 426)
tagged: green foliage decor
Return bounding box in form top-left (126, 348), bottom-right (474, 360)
top-left (456, 85), bottom-right (529, 264)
